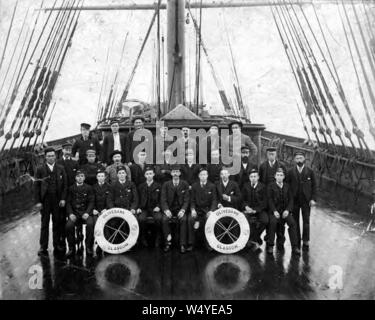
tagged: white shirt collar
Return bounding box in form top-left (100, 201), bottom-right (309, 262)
top-left (297, 165), bottom-right (305, 173)
top-left (47, 163), bottom-right (55, 171)
top-left (269, 160), bottom-right (276, 167)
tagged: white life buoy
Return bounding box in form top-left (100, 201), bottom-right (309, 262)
top-left (95, 208), bottom-right (139, 254)
top-left (205, 207), bottom-right (250, 254)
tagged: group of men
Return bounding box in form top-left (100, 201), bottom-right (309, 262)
top-left (34, 116), bottom-right (317, 258)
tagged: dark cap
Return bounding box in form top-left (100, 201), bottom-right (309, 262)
top-left (44, 146), bottom-right (55, 154)
top-left (249, 168), bottom-right (259, 175)
top-left (198, 166), bottom-right (208, 174)
top-left (62, 142), bottom-right (72, 149)
top-left (275, 167), bottom-right (285, 174)
top-left (241, 145), bottom-right (250, 152)
top-left (86, 149), bottom-right (96, 155)
top-left (294, 150), bottom-right (305, 157)
top-left (75, 169), bottom-right (85, 176)
top-left (96, 168), bottom-right (106, 175)
top-left (266, 147), bottom-right (277, 152)
top-left (171, 164), bottom-right (181, 171)
top-left (110, 119), bottom-right (120, 125)
top-left (209, 124), bottom-right (219, 129)
top-left (116, 166), bottom-right (127, 173)
top-left (110, 150), bottom-right (122, 159)
top-left (228, 120), bottom-right (243, 129)
top-left (144, 165), bottom-right (155, 173)
top-left (80, 123), bottom-right (91, 130)
top-left (132, 115), bottom-right (145, 123)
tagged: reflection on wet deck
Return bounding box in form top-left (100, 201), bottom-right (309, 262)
top-left (1, 199), bottom-right (375, 300)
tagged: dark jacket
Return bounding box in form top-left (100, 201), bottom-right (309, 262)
top-left (66, 183), bottom-right (94, 216)
top-left (191, 181), bottom-right (218, 213)
top-left (181, 163), bottom-right (201, 186)
top-left (204, 135), bottom-right (220, 163)
top-left (231, 161), bottom-right (258, 189)
top-left (259, 160), bottom-right (287, 186)
top-left (130, 163), bottom-right (147, 187)
top-left (161, 179), bottom-right (190, 213)
top-left (57, 157), bottom-right (78, 187)
top-left (267, 182), bottom-right (294, 213)
top-left (80, 162), bottom-right (105, 186)
top-left (241, 181), bottom-right (267, 213)
top-left (72, 135), bottom-right (101, 165)
top-left (92, 182), bottom-right (111, 212)
top-left (108, 180), bottom-right (138, 210)
top-left (207, 163), bottom-right (222, 184)
top-left (102, 133), bottom-right (128, 165)
top-left (155, 163), bottom-right (172, 185)
top-left (34, 163), bottom-right (67, 203)
top-left (287, 166), bottom-right (317, 202)
top-left (216, 180), bottom-right (241, 209)
top-left (127, 129), bottom-right (152, 163)
top-left (138, 181), bottom-right (162, 211)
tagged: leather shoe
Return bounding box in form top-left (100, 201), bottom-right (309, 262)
top-left (180, 245), bottom-right (186, 254)
top-left (266, 246), bottom-right (274, 254)
top-left (292, 247), bottom-right (301, 256)
top-left (163, 243), bottom-right (171, 253)
top-left (186, 245), bottom-right (193, 252)
top-left (38, 248), bottom-right (48, 256)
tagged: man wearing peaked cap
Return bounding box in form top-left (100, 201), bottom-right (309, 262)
top-left (80, 149), bottom-right (105, 186)
top-left (259, 146), bottom-right (287, 186)
top-left (127, 115), bottom-right (149, 164)
top-left (72, 122), bottom-right (101, 166)
top-left (102, 119), bottom-right (128, 165)
top-left (105, 150), bottom-right (132, 184)
top-left (231, 145), bottom-right (258, 189)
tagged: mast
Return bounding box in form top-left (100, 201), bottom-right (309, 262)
top-left (166, 0), bottom-right (186, 113)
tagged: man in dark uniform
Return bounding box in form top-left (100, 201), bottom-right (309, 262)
top-left (108, 166), bottom-right (138, 213)
top-left (181, 148), bottom-right (200, 187)
top-left (266, 167), bottom-right (300, 256)
top-left (89, 168), bottom-right (111, 256)
top-left (288, 151), bottom-right (317, 250)
top-left (160, 164), bottom-right (190, 253)
top-left (57, 142), bottom-right (79, 187)
top-left (72, 123), bottom-right (101, 165)
top-left (259, 147), bottom-right (287, 185)
top-left (34, 147), bottom-right (68, 256)
top-left (190, 167), bottom-right (218, 250)
top-left (130, 150), bottom-right (147, 186)
top-left (127, 116), bottom-right (149, 164)
top-left (105, 150), bottom-right (132, 184)
top-left (231, 146), bottom-right (257, 189)
top-left (155, 149), bottom-right (173, 185)
top-left (65, 170), bottom-right (94, 257)
top-left (102, 119), bottom-right (128, 165)
top-left (242, 168), bottom-right (268, 252)
top-left (216, 167), bottom-right (241, 209)
top-left (80, 149), bottom-right (105, 185)
top-left (207, 149), bottom-right (222, 184)
top-left (136, 166), bottom-right (162, 247)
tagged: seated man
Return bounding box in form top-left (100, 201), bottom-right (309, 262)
top-left (190, 167), bottom-right (218, 251)
top-left (136, 166), bottom-right (162, 247)
top-left (65, 170), bottom-right (94, 258)
top-left (89, 168), bottom-right (111, 256)
top-left (105, 150), bottom-right (131, 184)
top-left (80, 149), bottom-right (105, 185)
top-left (181, 148), bottom-right (201, 188)
top-left (130, 150), bottom-right (147, 187)
top-left (108, 166), bottom-right (138, 213)
top-left (155, 149), bottom-right (173, 185)
top-left (160, 164), bottom-right (190, 253)
top-left (266, 167), bottom-right (300, 256)
top-left (242, 168), bottom-right (268, 252)
top-left (216, 167), bottom-right (241, 209)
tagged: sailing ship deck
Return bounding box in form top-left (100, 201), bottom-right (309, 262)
top-left (0, 184), bottom-right (374, 300)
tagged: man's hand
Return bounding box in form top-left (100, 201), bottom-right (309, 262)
top-left (274, 211), bottom-right (280, 219)
top-left (177, 210), bottom-right (185, 219)
top-left (136, 208), bottom-right (142, 214)
top-left (100, 209), bottom-right (107, 216)
top-left (154, 207), bottom-right (160, 212)
top-left (222, 194), bottom-right (230, 201)
top-left (59, 200), bottom-right (66, 208)
top-left (128, 162), bottom-right (132, 167)
top-left (69, 214), bottom-right (77, 222)
top-left (191, 209), bottom-right (197, 219)
top-left (309, 200), bottom-right (316, 207)
top-left (218, 203), bottom-right (223, 209)
top-left (165, 210), bottom-right (172, 218)
top-left (82, 213), bottom-right (89, 220)
top-left (35, 203), bottom-right (43, 211)
top-left (93, 209), bottom-right (99, 216)
top-left (282, 210), bottom-right (289, 219)
top-left (206, 211), bottom-right (212, 218)
top-left (130, 209), bottom-right (136, 215)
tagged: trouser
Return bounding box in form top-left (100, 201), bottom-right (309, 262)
top-left (267, 213), bottom-right (298, 247)
top-left (188, 211), bottom-right (208, 247)
top-left (246, 211), bottom-right (269, 245)
top-left (161, 210), bottom-right (188, 246)
top-left (292, 200), bottom-right (311, 244)
top-left (65, 215), bottom-right (97, 249)
top-left (40, 195), bottom-right (63, 250)
top-left (138, 210), bottom-right (162, 243)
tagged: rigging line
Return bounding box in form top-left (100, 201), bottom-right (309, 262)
top-left (296, 101), bottom-right (312, 142)
top-left (362, 1), bottom-right (375, 41)
top-left (195, 0), bottom-right (203, 114)
top-left (40, 101), bottom-right (56, 146)
top-left (0, 0), bottom-right (18, 75)
top-left (156, 0), bottom-right (162, 118)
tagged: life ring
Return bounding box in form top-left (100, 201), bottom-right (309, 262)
top-left (94, 208), bottom-right (139, 254)
top-left (204, 255), bottom-right (251, 296)
top-left (95, 255), bottom-right (140, 294)
top-left (205, 207), bottom-right (250, 254)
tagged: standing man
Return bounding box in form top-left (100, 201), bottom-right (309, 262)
top-left (231, 146), bottom-right (257, 189)
top-left (130, 150), bottom-right (148, 186)
top-left (34, 147), bottom-right (67, 256)
top-left (205, 124), bottom-right (220, 163)
top-left (181, 149), bottom-right (201, 187)
top-left (65, 170), bottom-right (94, 257)
top-left (288, 151), bottom-right (317, 250)
top-left (259, 147), bottom-right (287, 186)
top-left (242, 168), bottom-right (268, 252)
top-left (80, 149), bottom-right (105, 185)
top-left (105, 150), bottom-right (131, 184)
top-left (160, 164), bottom-right (190, 253)
top-left (190, 167), bottom-right (218, 250)
top-left (226, 120), bottom-right (257, 159)
top-left (127, 116), bottom-right (148, 164)
top-left (177, 127), bottom-right (197, 160)
top-left (155, 149), bottom-right (173, 185)
top-left (101, 119), bottom-right (128, 165)
top-left (57, 142), bottom-right (79, 187)
top-left (72, 123), bottom-right (101, 165)
top-left (207, 149), bottom-right (222, 185)
top-left (266, 168), bottom-right (300, 256)
top-left (136, 166), bottom-right (162, 247)
top-left (216, 167), bottom-right (241, 209)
